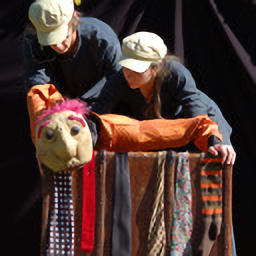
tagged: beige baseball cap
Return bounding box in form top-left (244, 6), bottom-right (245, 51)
top-left (28, 0), bottom-right (74, 46)
top-left (119, 31), bottom-right (167, 73)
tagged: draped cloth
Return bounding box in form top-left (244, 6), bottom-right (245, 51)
top-left (39, 151), bottom-right (233, 256)
top-left (92, 151), bottom-right (233, 256)
top-left (112, 152), bottom-right (131, 256)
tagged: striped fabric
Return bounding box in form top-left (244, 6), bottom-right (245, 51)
top-left (197, 155), bottom-right (223, 256)
top-left (200, 157), bottom-right (223, 218)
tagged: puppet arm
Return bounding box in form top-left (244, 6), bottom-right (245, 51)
top-left (92, 112), bottom-right (223, 153)
top-left (26, 84), bottom-right (222, 152)
top-left (27, 84), bottom-right (64, 143)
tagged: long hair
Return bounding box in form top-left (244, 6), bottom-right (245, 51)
top-left (146, 55), bottom-right (181, 119)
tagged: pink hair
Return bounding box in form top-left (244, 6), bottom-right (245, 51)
top-left (34, 98), bottom-right (90, 126)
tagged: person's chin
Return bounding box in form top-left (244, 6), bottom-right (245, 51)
top-left (53, 47), bottom-right (69, 54)
top-left (57, 49), bottom-right (69, 54)
top-left (129, 84), bottom-right (140, 89)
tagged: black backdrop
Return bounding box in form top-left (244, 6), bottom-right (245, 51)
top-left (1, 0), bottom-right (255, 255)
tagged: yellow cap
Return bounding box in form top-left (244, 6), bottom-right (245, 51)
top-left (29, 0), bottom-right (74, 46)
top-left (119, 32), bottom-right (167, 73)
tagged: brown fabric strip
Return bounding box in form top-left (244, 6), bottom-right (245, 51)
top-left (164, 151), bottom-right (177, 255)
top-left (91, 151), bottom-right (107, 256)
top-left (223, 164), bottom-right (233, 256)
top-left (147, 152), bottom-right (166, 256)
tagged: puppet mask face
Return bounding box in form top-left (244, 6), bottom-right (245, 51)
top-left (35, 110), bottom-right (93, 172)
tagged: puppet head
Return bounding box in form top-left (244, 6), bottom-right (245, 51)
top-left (34, 99), bottom-right (93, 172)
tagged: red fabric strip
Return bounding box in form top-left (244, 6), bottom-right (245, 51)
top-left (81, 151), bottom-right (95, 252)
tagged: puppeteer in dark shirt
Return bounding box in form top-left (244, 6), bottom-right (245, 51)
top-left (92, 60), bottom-right (232, 146)
top-left (22, 17), bottom-right (122, 104)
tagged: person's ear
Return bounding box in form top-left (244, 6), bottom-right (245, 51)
top-left (153, 62), bottom-right (163, 75)
top-left (150, 65), bottom-right (158, 77)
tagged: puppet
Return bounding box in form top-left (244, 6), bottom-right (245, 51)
top-left (29, 84), bottom-right (225, 255)
top-left (34, 97), bottom-right (224, 173)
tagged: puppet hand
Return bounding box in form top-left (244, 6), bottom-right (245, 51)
top-left (208, 144), bottom-right (236, 165)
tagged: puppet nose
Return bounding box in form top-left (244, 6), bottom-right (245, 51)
top-left (53, 128), bottom-right (77, 160)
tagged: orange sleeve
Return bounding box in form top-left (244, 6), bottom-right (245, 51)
top-left (92, 113), bottom-right (223, 153)
top-left (27, 84), bottom-right (64, 143)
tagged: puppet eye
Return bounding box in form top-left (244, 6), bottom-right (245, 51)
top-left (71, 126), bottom-right (80, 136)
top-left (45, 129), bottom-right (55, 140)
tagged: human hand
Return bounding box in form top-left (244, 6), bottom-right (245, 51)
top-left (208, 144), bottom-right (236, 165)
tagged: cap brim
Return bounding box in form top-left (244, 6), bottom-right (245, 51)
top-left (37, 23), bottom-right (69, 46)
top-left (119, 56), bottom-right (152, 73)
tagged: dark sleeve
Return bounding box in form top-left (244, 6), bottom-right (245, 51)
top-left (90, 20), bottom-right (122, 79)
top-left (91, 70), bottom-right (129, 114)
top-left (208, 135), bottom-right (224, 148)
top-left (86, 116), bottom-right (99, 147)
top-left (22, 35), bottom-right (52, 92)
top-left (170, 61), bottom-right (232, 145)
top-left (171, 61), bottom-right (212, 116)
top-left (80, 38), bottom-right (122, 101)
top-left (101, 38), bottom-right (122, 78)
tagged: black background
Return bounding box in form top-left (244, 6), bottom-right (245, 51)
top-left (1, 0), bottom-right (255, 255)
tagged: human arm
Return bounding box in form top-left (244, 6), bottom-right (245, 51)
top-left (22, 34), bottom-right (53, 92)
top-left (98, 28), bottom-right (122, 78)
top-left (79, 18), bottom-right (122, 102)
top-left (170, 60), bottom-right (232, 145)
top-left (85, 18), bottom-right (122, 79)
top-left (100, 38), bottom-right (122, 78)
top-left (23, 35), bottom-right (63, 142)
top-left (80, 33), bottom-right (122, 102)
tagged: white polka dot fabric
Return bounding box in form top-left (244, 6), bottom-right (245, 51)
top-left (46, 170), bottom-right (75, 256)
